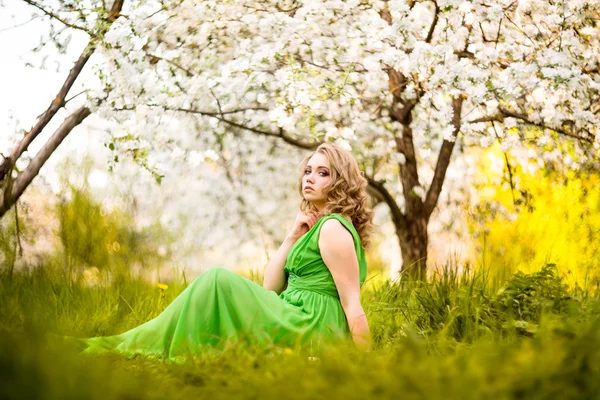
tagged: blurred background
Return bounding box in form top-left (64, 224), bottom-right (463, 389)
top-left (1, 1), bottom-right (599, 289)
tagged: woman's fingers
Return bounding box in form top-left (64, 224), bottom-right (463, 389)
top-left (308, 209), bottom-right (319, 226)
top-left (301, 209), bottom-right (320, 230)
top-left (302, 216), bottom-right (312, 229)
top-left (303, 215), bottom-right (315, 229)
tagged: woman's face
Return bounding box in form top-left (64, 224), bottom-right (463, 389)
top-left (302, 152), bottom-right (331, 210)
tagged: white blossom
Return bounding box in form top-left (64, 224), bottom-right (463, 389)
top-left (57, 0), bottom-right (599, 265)
top-left (411, 185), bottom-right (426, 201)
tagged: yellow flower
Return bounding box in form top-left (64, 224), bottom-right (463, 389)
top-left (283, 347), bottom-right (293, 355)
top-left (157, 283), bottom-right (168, 290)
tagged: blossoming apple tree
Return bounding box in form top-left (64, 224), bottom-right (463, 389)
top-left (6, 0), bottom-right (600, 278)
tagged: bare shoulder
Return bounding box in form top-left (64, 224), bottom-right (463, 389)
top-left (319, 218), bottom-right (354, 250)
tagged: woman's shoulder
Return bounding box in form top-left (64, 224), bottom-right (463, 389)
top-left (319, 217), bottom-right (353, 244)
top-left (320, 213), bottom-right (357, 238)
top-left (323, 212), bottom-right (353, 225)
top-left (318, 214), bottom-right (362, 254)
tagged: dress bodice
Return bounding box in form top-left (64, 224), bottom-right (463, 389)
top-left (282, 213), bottom-right (368, 299)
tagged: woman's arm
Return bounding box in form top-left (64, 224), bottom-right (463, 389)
top-left (319, 219), bottom-right (372, 351)
top-left (263, 210), bottom-right (320, 294)
top-left (263, 236), bottom-right (296, 294)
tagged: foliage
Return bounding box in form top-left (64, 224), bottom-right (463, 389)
top-left (0, 157), bottom-right (174, 283)
top-left (467, 145), bottom-right (600, 288)
top-left (0, 206), bottom-right (29, 279)
top-left (52, 156), bottom-right (177, 281)
top-left (0, 195), bottom-right (41, 279)
top-left (364, 263), bottom-right (587, 345)
top-left (1, 261), bottom-right (599, 399)
top-left (492, 264), bottom-right (573, 322)
top-left (55, 182), bottom-right (172, 277)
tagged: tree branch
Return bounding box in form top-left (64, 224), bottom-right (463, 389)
top-left (365, 175), bottom-right (407, 232)
top-left (424, 96), bottom-right (463, 219)
top-left (144, 51), bottom-right (194, 77)
top-left (387, 68), bottom-right (408, 101)
top-left (153, 105), bottom-right (322, 150)
top-left (468, 107), bottom-right (595, 144)
top-left (0, 0), bottom-right (126, 184)
top-left (499, 107), bottom-right (594, 144)
top-left (425, 0), bottom-right (439, 43)
top-left (21, 0), bottom-right (92, 34)
top-left (217, 118), bottom-right (321, 150)
top-left (0, 107), bottom-right (91, 218)
top-left (468, 115), bottom-right (502, 124)
top-left (0, 14), bottom-right (40, 34)
top-left (0, 44), bottom-right (93, 184)
top-left (389, 99), bottom-right (421, 215)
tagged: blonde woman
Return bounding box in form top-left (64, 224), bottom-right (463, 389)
top-left (76, 143), bottom-right (374, 359)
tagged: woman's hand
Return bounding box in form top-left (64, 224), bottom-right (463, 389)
top-left (287, 209), bottom-right (320, 242)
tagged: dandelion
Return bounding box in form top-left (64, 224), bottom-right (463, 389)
top-left (157, 283), bottom-right (168, 298)
top-left (157, 283), bottom-right (168, 311)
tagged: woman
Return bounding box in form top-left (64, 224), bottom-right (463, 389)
top-left (76, 142), bottom-right (374, 359)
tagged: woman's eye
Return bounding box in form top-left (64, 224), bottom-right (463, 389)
top-left (305, 169), bottom-right (327, 176)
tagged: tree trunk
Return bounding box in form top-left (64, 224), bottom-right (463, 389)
top-left (397, 216), bottom-right (428, 280)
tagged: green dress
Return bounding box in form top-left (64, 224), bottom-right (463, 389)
top-left (76, 213), bottom-right (368, 359)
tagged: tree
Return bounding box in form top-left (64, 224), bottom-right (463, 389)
top-left (90, 0), bottom-right (598, 278)
top-left (5, 0), bottom-right (600, 279)
top-left (0, 0), bottom-right (125, 217)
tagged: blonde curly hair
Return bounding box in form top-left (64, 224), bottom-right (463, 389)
top-left (298, 142), bottom-right (375, 250)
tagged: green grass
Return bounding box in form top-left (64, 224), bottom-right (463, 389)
top-left (1, 263), bottom-right (599, 399)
